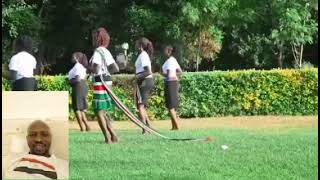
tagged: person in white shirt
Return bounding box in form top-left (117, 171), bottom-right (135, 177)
top-left (8, 35), bottom-right (37, 91)
top-left (89, 27), bottom-right (119, 143)
top-left (4, 120), bottom-right (68, 179)
top-left (135, 37), bottom-right (155, 134)
top-left (162, 45), bottom-right (182, 130)
top-left (68, 52), bottom-right (91, 132)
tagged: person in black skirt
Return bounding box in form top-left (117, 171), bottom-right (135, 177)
top-left (68, 52), bottom-right (91, 131)
top-left (162, 45), bottom-right (182, 130)
top-left (134, 37), bottom-right (155, 134)
top-left (8, 35), bottom-right (37, 91)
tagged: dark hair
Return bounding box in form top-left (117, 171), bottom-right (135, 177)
top-left (165, 45), bottom-right (176, 56)
top-left (72, 52), bottom-right (88, 68)
top-left (92, 27), bottom-right (110, 48)
top-left (14, 35), bottom-right (33, 54)
top-left (136, 37), bottom-right (154, 59)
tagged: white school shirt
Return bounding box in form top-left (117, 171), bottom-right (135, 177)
top-left (90, 46), bottom-right (115, 76)
top-left (9, 51), bottom-right (37, 80)
top-left (162, 56), bottom-right (181, 79)
top-left (4, 153), bottom-right (68, 179)
top-left (68, 62), bottom-right (87, 80)
top-left (135, 50), bottom-right (152, 78)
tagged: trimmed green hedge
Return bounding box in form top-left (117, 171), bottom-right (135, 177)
top-left (2, 68), bottom-right (318, 120)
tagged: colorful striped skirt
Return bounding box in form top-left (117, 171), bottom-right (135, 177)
top-left (92, 77), bottom-right (113, 110)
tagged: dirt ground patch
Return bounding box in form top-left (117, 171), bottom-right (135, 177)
top-left (69, 116), bottom-right (318, 130)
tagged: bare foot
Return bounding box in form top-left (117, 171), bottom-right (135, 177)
top-left (85, 126), bottom-right (91, 131)
top-left (142, 129), bottom-right (151, 134)
top-left (111, 136), bottom-right (119, 143)
top-left (104, 138), bottom-right (112, 144)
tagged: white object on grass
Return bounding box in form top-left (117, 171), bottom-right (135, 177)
top-left (221, 145), bottom-right (228, 150)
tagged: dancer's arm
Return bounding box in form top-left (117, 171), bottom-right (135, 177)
top-left (176, 68), bottom-right (182, 74)
top-left (92, 63), bottom-right (100, 74)
top-left (136, 66), bottom-right (152, 82)
top-left (70, 75), bottom-right (81, 85)
top-left (107, 62), bottom-right (119, 74)
top-left (86, 65), bottom-right (94, 74)
top-left (176, 68), bottom-right (183, 79)
top-left (161, 69), bottom-right (169, 77)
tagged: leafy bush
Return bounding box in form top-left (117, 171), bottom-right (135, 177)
top-left (181, 69), bottom-right (318, 116)
top-left (2, 77), bottom-right (11, 91)
top-left (2, 69), bottom-right (318, 120)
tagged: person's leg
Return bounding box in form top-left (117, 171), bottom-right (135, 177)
top-left (104, 113), bottom-right (113, 123)
top-left (136, 78), bottom-right (154, 134)
top-left (96, 110), bottom-right (111, 143)
top-left (104, 113), bottom-right (118, 142)
top-left (144, 114), bottom-right (152, 134)
top-left (81, 84), bottom-right (90, 131)
top-left (145, 113), bottom-right (151, 127)
top-left (144, 79), bottom-right (154, 129)
top-left (74, 110), bottom-right (84, 131)
top-left (136, 86), bottom-right (147, 133)
top-left (144, 107), bottom-right (151, 133)
top-left (169, 108), bottom-right (179, 130)
top-left (167, 80), bottom-right (179, 130)
top-left (137, 104), bottom-right (150, 134)
top-left (80, 111), bottom-right (90, 131)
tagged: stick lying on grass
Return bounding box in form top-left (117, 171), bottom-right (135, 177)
top-left (100, 74), bottom-right (214, 142)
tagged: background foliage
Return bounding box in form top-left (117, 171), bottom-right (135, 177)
top-left (2, 0), bottom-right (318, 74)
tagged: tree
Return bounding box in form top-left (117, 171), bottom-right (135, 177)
top-left (180, 0), bottom-right (225, 71)
top-left (2, 0), bottom-right (318, 74)
top-left (217, 0), bottom-right (277, 69)
top-left (2, 0), bottom-right (41, 63)
top-left (271, 0), bottom-right (318, 68)
top-left (217, 0), bottom-right (318, 69)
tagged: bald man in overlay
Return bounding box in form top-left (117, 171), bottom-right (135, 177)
top-left (4, 120), bottom-right (68, 179)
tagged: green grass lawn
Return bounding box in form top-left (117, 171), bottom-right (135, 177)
top-left (69, 127), bottom-right (318, 180)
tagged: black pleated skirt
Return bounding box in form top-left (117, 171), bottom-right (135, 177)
top-left (164, 80), bottom-right (179, 109)
top-left (71, 80), bottom-right (88, 111)
top-left (12, 77), bottom-right (37, 91)
top-left (136, 78), bottom-right (155, 107)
